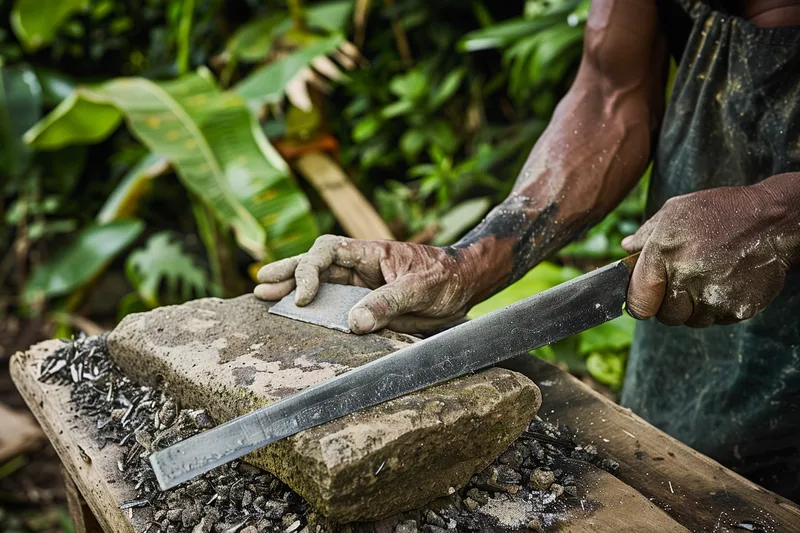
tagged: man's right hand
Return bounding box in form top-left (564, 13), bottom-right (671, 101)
top-left (254, 235), bottom-right (478, 334)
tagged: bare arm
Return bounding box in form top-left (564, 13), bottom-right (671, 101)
top-left (455, 0), bottom-right (669, 301)
top-left (255, 0), bottom-right (670, 334)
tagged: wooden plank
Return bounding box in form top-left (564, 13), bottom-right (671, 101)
top-left (295, 152), bottom-right (395, 241)
top-left (10, 340), bottom-right (148, 533)
top-left (11, 339), bottom-right (691, 532)
top-left (63, 465), bottom-right (104, 533)
top-left (501, 355), bottom-right (800, 533)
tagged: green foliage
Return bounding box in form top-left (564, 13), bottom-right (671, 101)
top-left (11, 0), bottom-right (89, 51)
top-left (23, 220), bottom-right (143, 305)
top-left (469, 260), bottom-right (637, 391)
top-left (0, 64), bottom-right (41, 177)
top-left (25, 70), bottom-right (318, 260)
top-left (126, 231), bottom-right (215, 309)
top-left (0, 0), bottom-right (648, 390)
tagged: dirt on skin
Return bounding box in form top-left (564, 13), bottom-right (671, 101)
top-left (38, 335), bottom-right (620, 533)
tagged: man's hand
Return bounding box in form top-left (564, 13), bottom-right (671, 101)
top-left (254, 235), bottom-right (480, 334)
top-left (622, 175), bottom-right (799, 327)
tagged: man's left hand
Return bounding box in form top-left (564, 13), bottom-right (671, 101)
top-left (621, 174), bottom-right (799, 327)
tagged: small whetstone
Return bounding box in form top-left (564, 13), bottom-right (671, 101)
top-left (269, 283), bottom-right (372, 333)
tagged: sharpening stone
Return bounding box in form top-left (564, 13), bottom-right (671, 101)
top-left (268, 283), bottom-right (373, 333)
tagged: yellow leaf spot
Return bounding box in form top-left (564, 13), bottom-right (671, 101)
top-left (262, 213), bottom-right (280, 226)
top-left (146, 116), bottom-right (161, 128)
top-left (167, 130), bottom-right (180, 141)
top-left (184, 139), bottom-right (197, 149)
top-left (255, 189), bottom-right (280, 202)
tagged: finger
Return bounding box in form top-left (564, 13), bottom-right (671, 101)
top-left (254, 279), bottom-right (296, 301)
top-left (348, 277), bottom-right (423, 334)
top-left (621, 211), bottom-right (662, 253)
top-left (655, 288), bottom-right (694, 326)
top-left (320, 265), bottom-right (359, 285)
top-left (257, 256), bottom-right (301, 283)
top-left (294, 238), bottom-right (340, 306)
top-left (626, 247), bottom-right (667, 320)
top-left (387, 313), bottom-right (467, 334)
top-left (685, 303), bottom-right (715, 328)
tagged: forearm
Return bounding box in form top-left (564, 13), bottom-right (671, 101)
top-left (453, 83), bottom-right (659, 300)
top-left (448, 0), bottom-right (667, 302)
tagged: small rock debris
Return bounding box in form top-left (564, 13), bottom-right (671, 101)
top-left (41, 335), bottom-right (620, 533)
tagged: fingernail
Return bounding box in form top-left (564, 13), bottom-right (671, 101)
top-left (350, 307), bottom-right (376, 333)
top-left (621, 236), bottom-right (633, 249)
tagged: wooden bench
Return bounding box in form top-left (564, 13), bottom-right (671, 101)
top-left (11, 340), bottom-right (800, 533)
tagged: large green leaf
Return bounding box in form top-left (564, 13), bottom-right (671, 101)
top-left (23, 220), bottom-right (144, 304)
top-left (25, 71), bottom-right (318, 260)
top-left (432, 197), bottom-right (491, 246)
top-left (0, 64), bottom-right (42, 177)
top-left (234, 34), bottom-right (343, 111)
top-left (126, 232), bottom-right (214, 308)
top-left (96, 153), bottom-right (169, 224)
top-left (11, 0), bottom-right (89, 51)
top-left (468, 261), bottom-right (583, 318)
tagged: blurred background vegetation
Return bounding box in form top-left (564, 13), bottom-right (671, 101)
top-left (0, 0), bottom-right (652, 392)
top-left (0, 0), bottom-right (655, 529)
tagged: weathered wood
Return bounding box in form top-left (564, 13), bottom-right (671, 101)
top-left (10, 340), bottom-right (147, 533)
top-left (502, 355), bottom-right (800, 533)
top-left (62, 465), bottom-right (104, 533)
top-left (13, 339), bottom-right (798, 532)
top-left (295, 152), bottom-right (395, 241)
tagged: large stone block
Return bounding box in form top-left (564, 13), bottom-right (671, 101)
top-left (107, 295), bottom-right (541, 522)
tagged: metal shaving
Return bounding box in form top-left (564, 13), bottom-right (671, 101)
top-left (40, 335), bottom-right (620, 533)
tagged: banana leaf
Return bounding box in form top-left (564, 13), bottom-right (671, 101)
top-left (11, 0), bottom-right (89, 51)
top-left (233, 34), bottom-right (343, 111)
top-left (25, 70), bottom-right (318, 260)
top-left (23, 220), bottom-right (144, 304)
top-left (0, 64), bottom-right (42, 177)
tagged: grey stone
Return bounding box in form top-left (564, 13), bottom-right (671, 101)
top-left (108, 295), bottom-right (541, 522)
top-left (528, 468), bottom-right (555, 491)
top-left (395, 520), bottom-right (418, 533)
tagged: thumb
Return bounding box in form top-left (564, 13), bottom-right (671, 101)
top-left (626, 247), bottom-right (667, 320)
top-left (622, 211), bottom-right (662, 253)
top-left (348, 277), bottom-right (422, 334)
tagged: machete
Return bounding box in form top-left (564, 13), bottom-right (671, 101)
top-left (150, 253), bottom-right (639, 490)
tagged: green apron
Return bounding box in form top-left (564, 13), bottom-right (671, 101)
top-left (621, 0), bottom-right (800, 501)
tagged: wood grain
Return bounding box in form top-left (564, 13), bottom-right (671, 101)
top-left (10, 340), bottom-right (149, 533)
top-left (502, 355), bottom-right (800, 533)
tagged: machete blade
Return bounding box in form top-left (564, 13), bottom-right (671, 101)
top-left (150, 254), bottom-right (638, 490)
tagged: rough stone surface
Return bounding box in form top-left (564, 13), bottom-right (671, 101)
top-left (107, 295), bottom-right (541, 522)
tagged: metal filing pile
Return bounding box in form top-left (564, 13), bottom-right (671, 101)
top-left (39, 335), bottom-right (620, 533)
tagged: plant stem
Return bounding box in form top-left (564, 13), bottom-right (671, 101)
top-left (177, 0), bottom-right (195, 74)
top-left (287, 0), bottom-right (306, 31)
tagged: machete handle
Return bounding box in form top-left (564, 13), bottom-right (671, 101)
top-left (619, 252), bottom-right (640, 276)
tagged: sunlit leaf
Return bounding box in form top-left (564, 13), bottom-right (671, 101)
top-left (586, 351), bottom-right (626, 390)
top-left (307, 0), bottom-right (353, 32)
top-left (25, 71), bottom-right (318, 260)
top-left (23, 220), bottom-right (144, 304)
top-left (0, 64), bottom-right (41, 177)
top-left (468, 261), bottom-right (583, 318)
top-left (578, 315), bottom-right (635, 355)
top-left (432, 197), bottom-right (491, 246)
top-left (226, 13), bottom-right (290, 62)
top-left (11, 0), bottom-right (89, 51)
top-left (233, 34), bottom-right (344, 112)
top-left (126, 232), bottom-right (214, 308)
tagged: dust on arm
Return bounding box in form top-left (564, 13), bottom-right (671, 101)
top-left (453, 0), bottom-right (669, 303)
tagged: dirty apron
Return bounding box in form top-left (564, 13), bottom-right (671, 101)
top-left (620, 0), bottom-right (800, 501)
